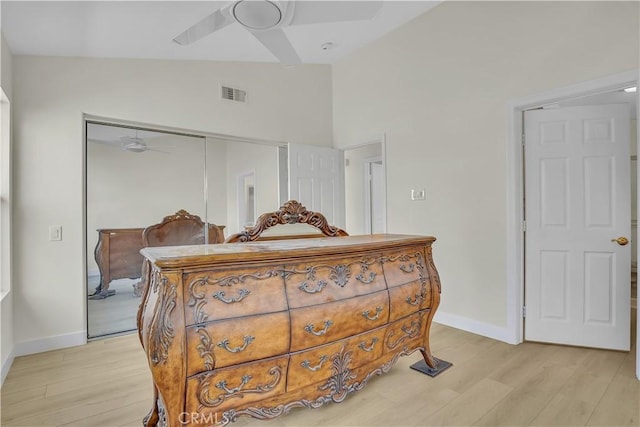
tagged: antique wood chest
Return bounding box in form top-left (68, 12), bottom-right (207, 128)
top-left (138, 233), bottom-right (442, 426)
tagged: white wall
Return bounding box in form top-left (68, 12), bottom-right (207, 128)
top-left (12, 56), bottom-right (332, 351)
top-left (332, 1), bottom-right (640, 331)
top-left (0, 31), bottom-right (14, 383)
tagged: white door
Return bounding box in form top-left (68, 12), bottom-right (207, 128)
top-left (288, 143), bottom-right (345, 228)
top-left (369, 161), bottom-right (386, 233)
top-left (524, 104), bottom-right (631, 350)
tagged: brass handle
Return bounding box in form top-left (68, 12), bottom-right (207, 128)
top-left (217, 335), bottom-right (254, 353)
top-left (362, 307), bottom-right (383, 321)
top-left (304, 320), bottom-right (333, 336)
top-left (300, 355), bottom-right (328, 372)
top-left (611, 237), bottom-right (629, 246)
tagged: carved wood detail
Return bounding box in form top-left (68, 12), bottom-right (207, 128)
top-left (225, 200), bottom-right (348, 242)
top-left (195, 327), bottom-right (215, 371)
top-left (149, 275), bottom-right (177, 366)
top-left (282, 257), bottom-right (381, 291)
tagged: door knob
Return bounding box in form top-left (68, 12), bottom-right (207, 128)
top-left (611, 237), bottom-right (629, 246)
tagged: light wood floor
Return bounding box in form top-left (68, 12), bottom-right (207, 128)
top-left (87, 278), bottom-right (140, 338)
top-left (1, 313), bottom-right (638, 427)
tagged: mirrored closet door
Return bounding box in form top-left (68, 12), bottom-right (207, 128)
top-left (86, 122), bottom-right (207, 338)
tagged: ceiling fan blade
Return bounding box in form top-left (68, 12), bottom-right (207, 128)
top-left (290, 1), bottom-right (383, 26)
top-left (249, 28), bottom-right (301, 64)
top-left (144, 147), bottom-right (170, 154)
top-left (87, 138), bottom-right (119, 147)
top-left (173, 5), bottom-right (234, 46)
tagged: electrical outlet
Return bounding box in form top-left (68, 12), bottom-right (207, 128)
top-left (411, 189), bottom-right (426, 201)
top-left (49, 225), bottom-right (62, 241)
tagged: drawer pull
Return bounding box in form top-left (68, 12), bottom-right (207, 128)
top-left (304, 320), bottom-right (333, 336)
top-left (356, 271), bottom-right (376, 284)
top-left (200, 366), bottom-right (282, 408)
top-left (299, 280), bottom-right (327, 294)
top-left (217, 335), bottom-right (255, 353)
top-left (362, 306), bottom-right (383, 321)
top-left (300, 355), bottom-right (329, 372)
top-left (387, 319), bottom-right (422, 349)
top-left (400, 263), bottom-right (415, 273)
top-left (213, 288), bottom-right (251, 304)
top-left (406, 293), bottom-right (424, 306)
top-left (216, 374), bottom-right (252, 395)
top-left (358, 337), bottom-right (379, 352)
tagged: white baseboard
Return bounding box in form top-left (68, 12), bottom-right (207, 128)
top-left (1, 349), bottom-right (14, 386)
top-left (434, 310), bottom-right (516, 344)
top-left (14, 331), bottom-right (86, 357)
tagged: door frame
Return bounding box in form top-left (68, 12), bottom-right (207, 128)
top-left (342, 134), bottom-right (388, 235)
top-left (505, 69), bottom-right (640, 379)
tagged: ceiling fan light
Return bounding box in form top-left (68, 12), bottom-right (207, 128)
top-left (233, 0), bottom-right (282, 30)
top-left (123, 145), bottom-right (146, 153)
top-left (121, 136), bottom-right (148, 153)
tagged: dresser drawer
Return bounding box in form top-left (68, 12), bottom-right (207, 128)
top-left (284, 254), bottom-right (386, 308)
top-left (287, 326), bottom-right (386, 392)
top-left (287, 340), bottom-right (345, 392)
top-left (186, 355), bottom-right (289, 416)
top-left (290, 290), bottom-right (389, 352)
top-left (345, 326), bottom-right (387, 369)
top-left (388, 280), bottom-right (432, 321)
top-left (183, 265), bottom-right (287, 325)
top-left (186, 312), bottom-right (290, 375)
top-left (383, 311), bottom-right (427, 353)
top-left (382, 248), bottom-right (428, 287)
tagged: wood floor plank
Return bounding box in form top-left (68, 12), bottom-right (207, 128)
top-left (586, 351), bottom-right (640, 427)
top-left (0, 385), bottom-right (47, 407)
top-left (475, 362), bottom-right (576, 426)
top-left (421, 378), bottom-right (513, 426)
top-left (529, 393), bottom-right (596, 427)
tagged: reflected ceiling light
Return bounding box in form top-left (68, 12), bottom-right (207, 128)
top-left (321, 42), bottom-right (335, 51)
top-left (623, 87), bottom-right (637, 93)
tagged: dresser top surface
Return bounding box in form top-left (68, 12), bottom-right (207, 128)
top-left (141, 234), bottom-right (435, 268)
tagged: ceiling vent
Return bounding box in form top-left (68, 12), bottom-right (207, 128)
top-left (221, 85), bottom-right (247, 103)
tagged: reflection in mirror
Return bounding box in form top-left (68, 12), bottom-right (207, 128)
top-left (86, 122), bottom-right (288, 338)
top-left (86, 122), bottom-right (207, 338)
top-left (238, 171), bottom-right (256, 228)
top-left (344, 143), bottom-right (386, 235)
top-left (206, 138), bottom-right (283, 236)
top-left (260, 223), bottom-right (323, 238)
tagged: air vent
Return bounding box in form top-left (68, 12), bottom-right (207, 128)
top-left (221, 85), bottom-right (247, 103)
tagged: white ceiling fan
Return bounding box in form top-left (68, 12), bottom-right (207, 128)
top-left (173, 0), bottom-right (383, 64)
top-left (88, 133), bottom-right (168, 154)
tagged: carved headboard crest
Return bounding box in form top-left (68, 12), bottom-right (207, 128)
top-left (162, 209), bottom-right (205, 225)
top-left (225, 200), bottom-right (348, 243)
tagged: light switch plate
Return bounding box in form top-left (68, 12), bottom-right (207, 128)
top-left (49, 225), bottom-right (62, 241)
top-left (411, 189), bottom-right (426, 201)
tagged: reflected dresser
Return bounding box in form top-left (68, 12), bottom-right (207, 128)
top-left (137, 234), bottom-right (442, 426)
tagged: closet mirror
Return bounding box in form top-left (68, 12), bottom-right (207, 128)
top-left (85, 122), bottom-right (285, 338)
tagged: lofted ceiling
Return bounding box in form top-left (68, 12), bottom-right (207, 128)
top-left (1, 1), bottom-right (440, 64)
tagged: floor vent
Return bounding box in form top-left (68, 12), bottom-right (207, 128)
top-left (221, 86), bottom-right (247, 103)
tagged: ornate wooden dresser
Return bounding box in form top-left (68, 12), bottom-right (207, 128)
top-left (138, 231), bottom-right (443, 426)
top-left (92, 210), bottom-right (224, 299)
